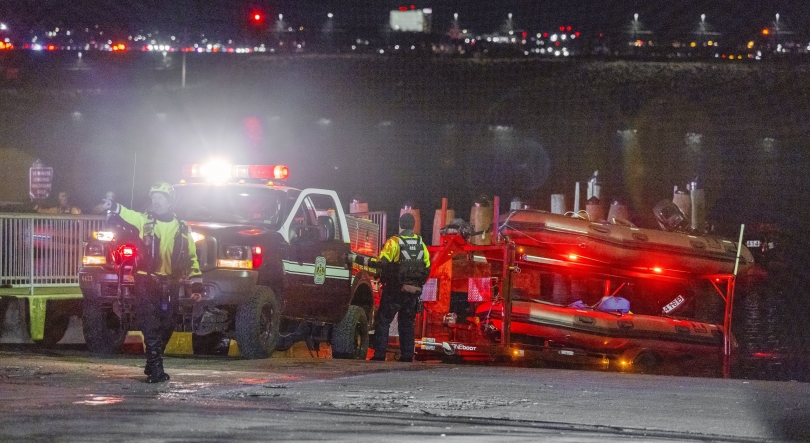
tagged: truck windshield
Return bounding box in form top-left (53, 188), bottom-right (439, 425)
top-left (174, 186), bottom-right (287, 227)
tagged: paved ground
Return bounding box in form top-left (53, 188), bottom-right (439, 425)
top-left (1, 345), bottom-right (809, 442)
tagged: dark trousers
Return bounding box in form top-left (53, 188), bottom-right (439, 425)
top-left (372, 285), bottom-right (418, 360)
top-left (134, 275), bottom-right (177, 371)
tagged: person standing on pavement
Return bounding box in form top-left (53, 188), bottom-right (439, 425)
top-left (103, 182), bottom-right (202, 383)
top-left (369, 212), bottom-right (431, 362)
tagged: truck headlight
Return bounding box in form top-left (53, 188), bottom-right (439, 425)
top-left (217, 245), bottom-right (253, 269)
top-left (82, 242), bottom-right (107, 265)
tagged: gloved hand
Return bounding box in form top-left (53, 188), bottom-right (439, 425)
top-left (103, 199), bottom-right (119, 213)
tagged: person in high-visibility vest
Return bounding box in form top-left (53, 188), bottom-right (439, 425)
top-left (103, 182), bottom-right (202, 383)
top-left (370, 213), bottom-right (431, 362)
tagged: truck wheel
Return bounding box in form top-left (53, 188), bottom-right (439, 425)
top-left (331, 305), bottom-right (369, 359)
top-left (82, 300), bottom-right (127, 355)
top-left (235, 287), bottom-right (280, 359)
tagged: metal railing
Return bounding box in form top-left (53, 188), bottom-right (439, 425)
top-left (0, 213), bottom-right (105, 292)
top-left (350, 211), bottom-right (387, 255)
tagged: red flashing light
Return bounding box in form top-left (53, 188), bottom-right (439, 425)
top-left (559, 26), bottom-right (564, 31)
top-left (566, 26), bottom-right (572, 31)
top-left (118, 244), bottom-right (137, 261)
top-left (252, 246), bottom-right (263, 268)
top-left (575, 32), bottom-right (580, 37)
top-left (253, 13), bottom-right (262, 22)
top-left (399, 6), bottom-right (407, 11)
top-left (555, 41), bottom-right (560, 46)
top-left (410, 4), bottom-right (416, 9)
top-left (543, 33), bottom-right (548, 38)
top-left (183, 163), bottom-right (290, 181)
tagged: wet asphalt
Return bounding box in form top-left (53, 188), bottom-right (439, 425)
top-left (1, 345), bottom-right (809, 442)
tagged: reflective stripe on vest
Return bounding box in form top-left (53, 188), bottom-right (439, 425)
top-left (398, 236), bottom-right (424, 261)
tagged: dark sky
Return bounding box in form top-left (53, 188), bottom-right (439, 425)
top-left (1, 0), bottom-right (808, 40)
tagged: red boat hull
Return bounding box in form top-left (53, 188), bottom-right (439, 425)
top-left (500, 210), bottom-right (753, 276)
top-left (476, 300), bottom-right (724, 364)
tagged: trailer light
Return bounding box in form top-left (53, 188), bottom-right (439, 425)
top-left (190, 231), bottom-right (205, 243)
top-left (94, 231), bottom-right (115, 241)
top-left (512, 349), bottom-right (525, 357)
top-left (568, 254), bottom-right (578, 260)
top-left (652, 267), bottom-right (662, 273)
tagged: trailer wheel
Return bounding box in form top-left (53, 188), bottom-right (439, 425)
top-left (633, 351), bottom-right (662, 374)
top-left (235, 287), bottom-right (280, 359)
top-left (82, 299), bottom-right (127, 355)
top-left (331, 305), bottom-right (369, 359)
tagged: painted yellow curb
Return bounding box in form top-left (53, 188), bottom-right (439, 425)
top-left (164, 332), bottom-right (193, 355)
top-left (227, 339), bottom-right (241, 357)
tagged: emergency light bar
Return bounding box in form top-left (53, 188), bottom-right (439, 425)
top-left (182, 163), bottom-right (289, 181)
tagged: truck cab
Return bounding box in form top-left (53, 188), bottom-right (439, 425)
top-left (79, 163), bottom-right (381, 359)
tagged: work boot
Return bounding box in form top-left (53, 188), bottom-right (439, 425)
top-left (144, 349), bottom-right (170, 383)
top-left (146, 370), bottom-right (170, 383)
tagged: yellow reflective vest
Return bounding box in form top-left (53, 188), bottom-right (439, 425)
top-left (116, 205), bottom-right (201, 278)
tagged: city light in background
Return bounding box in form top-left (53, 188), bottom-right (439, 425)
top-left (0, 2), bottom-right (807, 59)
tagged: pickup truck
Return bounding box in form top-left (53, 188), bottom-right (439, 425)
top-left (78, 163), bottom-right (382, 359)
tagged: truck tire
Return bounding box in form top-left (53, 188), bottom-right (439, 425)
top-left (82, 300), bottom-right (127, 355)
top-left (235, 287), bottom-right (280, 359)
top-left (331, 305), bottom-right (369, 359)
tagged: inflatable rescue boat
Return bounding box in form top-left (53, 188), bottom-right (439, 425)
top-left (500, 210), bottom-right (753, 276)
top-left (476, 299), bottom-right (724, 364)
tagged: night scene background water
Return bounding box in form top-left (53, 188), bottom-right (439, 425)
top-left (1, 48), bottom-right (809, 379)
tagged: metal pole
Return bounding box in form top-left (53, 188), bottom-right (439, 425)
top-left (181, 52), bottom-right (187, 89)
top-left (723, 223), bottom-right (745, 378)
top-left (28, 217), bottom-right (34, 295)
top-left (440, 198), bottom-right (447, 238)
top-left (493, 196), bottom-right (500, 244)
top-left (503, 242), bottom-right (514, 348)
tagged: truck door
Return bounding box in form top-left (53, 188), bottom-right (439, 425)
top-left (280, 190), bottom-right (352, 322)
